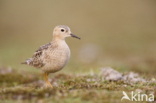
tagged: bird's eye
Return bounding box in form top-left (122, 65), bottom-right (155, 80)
top-left (61, 29), bottom-right (65, 32)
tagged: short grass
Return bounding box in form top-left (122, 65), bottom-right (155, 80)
top-left (0, 68), bottom-right (155, 103)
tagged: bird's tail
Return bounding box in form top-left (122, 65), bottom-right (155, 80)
top-left (21, 58), bottom-right (32, 65)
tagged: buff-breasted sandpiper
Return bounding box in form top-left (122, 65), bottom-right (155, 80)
top-left (22, 25), bottom-right (80, 89)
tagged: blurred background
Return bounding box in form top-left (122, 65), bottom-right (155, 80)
top-left (0, 0), bottom-right (156, 74)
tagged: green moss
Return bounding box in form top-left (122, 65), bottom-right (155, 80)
top-left (0, 68), bottom-right (155, 103)
top-left (0, 72), bottom-right (39, 87)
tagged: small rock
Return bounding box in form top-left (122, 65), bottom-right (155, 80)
top-left (100, 67), bottom-right (146, 84)
top-left (100, 67), bottom-right (122, 81)
top-left (122, 72), bottom-right (146, 83)
top-left (0, 67), bottom-right (13, 74)
top-left (135, 89), bottom-right (142, 93)
top-left (45, 93), bottom-right (49, 97)
top-left (123, 85), bottom-right (127, 87)
top-left (86, 79), bottom-right (91, 82)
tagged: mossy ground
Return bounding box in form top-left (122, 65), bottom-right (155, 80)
top-left (0, 68), bottom-right (155, 103)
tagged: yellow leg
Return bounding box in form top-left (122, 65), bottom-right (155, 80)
top-left (45, 73), bottom-right (48, 88)
top-left (44, 73), bottom-right (47, 88)
top-left (44, 73), bottom-right (53, 89)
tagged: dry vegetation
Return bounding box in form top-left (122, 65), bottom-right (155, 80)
top-left (0, 67), bottom-right (155, 103)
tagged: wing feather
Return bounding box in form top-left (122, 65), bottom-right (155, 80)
top-left (22, 42), bottom-right (51, 68)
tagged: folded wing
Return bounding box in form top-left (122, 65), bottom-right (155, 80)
top-left (21, 42), bottom-right (52, 68)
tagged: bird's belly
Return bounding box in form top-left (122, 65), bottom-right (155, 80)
top-left (44, 57), bottom-right (69, 73)
top-left (41, 48), bottom-right (70, 73)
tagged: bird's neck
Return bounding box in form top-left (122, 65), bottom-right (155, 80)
top-left (52, 35), bottom-right (66, 40)
top-left (52, 37), bottom-right (67, 46)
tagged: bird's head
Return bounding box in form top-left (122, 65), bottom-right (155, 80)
top-left (53, 25), bottom-right (80, 40)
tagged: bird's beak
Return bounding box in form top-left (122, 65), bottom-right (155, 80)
top-left (70, 33), bottom-right (81, 39)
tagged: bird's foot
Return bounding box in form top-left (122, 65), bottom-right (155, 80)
top-left (44, 73), bottom-right (53, 89)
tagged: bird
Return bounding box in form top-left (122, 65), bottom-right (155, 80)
top-left (21, 25), bottom-right (80, 89)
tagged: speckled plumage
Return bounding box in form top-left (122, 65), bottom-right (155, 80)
top-left (22, 25), bottom-right (80, 89)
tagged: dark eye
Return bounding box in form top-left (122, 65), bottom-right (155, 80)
top-left (61, 29), bottom-right (64, 32)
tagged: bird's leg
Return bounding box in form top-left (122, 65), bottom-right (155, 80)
top-left (44, 72), bottom-right (53, 89)
top-left (45, 73), bottom-right (47, 88)
top-left (45, 73), bottom-right (48, 88)
top-left (44, 73), bottom-right (48, 88)
top-left (46, 73), bottom-right (53, 89)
